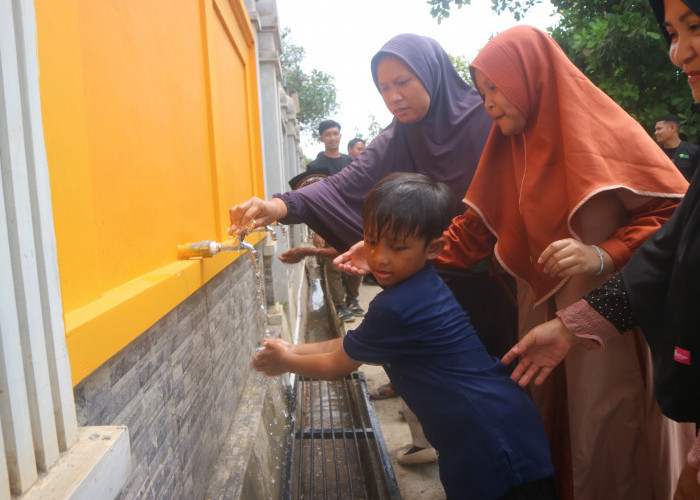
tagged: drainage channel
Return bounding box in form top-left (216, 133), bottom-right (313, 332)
top-left (280, 260), bottom-right (401, 500)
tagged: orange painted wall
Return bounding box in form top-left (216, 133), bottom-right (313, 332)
top-left (35, 0), bottom-right (264, 385)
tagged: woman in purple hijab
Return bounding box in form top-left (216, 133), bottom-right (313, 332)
top-left (230, 33), bottom-right (490, 251)
top-left (231, 33), bottom-right (519, 351)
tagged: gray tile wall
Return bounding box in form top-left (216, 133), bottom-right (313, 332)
top-left (74, 252), bottom-right (266, 500)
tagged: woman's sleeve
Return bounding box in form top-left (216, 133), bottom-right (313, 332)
top-left (436, 209), bottom-right (496, 270)
top-left (597, 198), bottom-right (678, 269)
top-left (556, 274), bottom-right (635, 350)
top-left (274, 191), bottom-right (310, 224)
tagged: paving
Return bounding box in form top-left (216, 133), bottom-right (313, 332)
top-left (340, 281), bottom-right (446, 500)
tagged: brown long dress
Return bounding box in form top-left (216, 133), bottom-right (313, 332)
top-left (439, 25), bottom-right (694, 500)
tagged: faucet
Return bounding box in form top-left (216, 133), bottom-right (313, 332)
top-left (177, 233), bottom-right (255, 259)
top-left (236, 239), bottom-right (255, 253)
top-left (243, 225), bottom-right (277, 242)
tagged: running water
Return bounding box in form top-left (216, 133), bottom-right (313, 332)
top-left (276, 224), bottom-right (293, 282)
top-left (240, 239), bottom-right (271, 341)
top-left (279, 224), bottom-right (289, 250)
top-left (177, 229), bottom-right (273, 340)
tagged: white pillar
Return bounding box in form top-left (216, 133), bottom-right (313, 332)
top-left (0, 2), bottom-right (131, 497)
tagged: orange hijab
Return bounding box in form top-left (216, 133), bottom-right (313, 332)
top-left (467, 25), bottom-right (687, 304)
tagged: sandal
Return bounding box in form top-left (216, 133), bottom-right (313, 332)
top-left (370, 382), bottom-right (398, 400)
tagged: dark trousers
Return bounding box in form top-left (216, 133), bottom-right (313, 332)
top-left (438, 268), bottom-right (518, 358)
top-left (498, 476), bottom-right (558, 500)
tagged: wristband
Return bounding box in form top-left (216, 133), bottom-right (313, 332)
top-left (592, 244), bottom-right (604, 275)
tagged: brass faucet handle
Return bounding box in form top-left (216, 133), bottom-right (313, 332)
top-left (177, 240), bottom-right (219, 259)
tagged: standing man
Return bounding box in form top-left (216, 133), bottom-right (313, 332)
top-left (307, 120), bottom-right (365, 322)
top-left (306, 120), bottom-right (353, 174)
top-left (654, 114), bottom-right (700, 181)
top-left (347, 137), bottom-right (366, 159)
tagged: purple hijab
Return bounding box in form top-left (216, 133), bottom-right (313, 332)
top-left (276, 34), bottom-right (492, 251)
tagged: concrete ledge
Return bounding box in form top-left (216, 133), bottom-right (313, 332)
top-left (19, 426), bottom-right (130, 500)
top-left (267, 303), bottom-right (284, 326)
top-left (204, 373), bottom-right (288, 500)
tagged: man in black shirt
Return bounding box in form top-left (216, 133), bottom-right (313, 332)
top-left (655, 114), bottom-right (700, 181)
top-left (306, 120), bottom-right (365, 322)
top-left (306, 120), bottom-right (354, 174)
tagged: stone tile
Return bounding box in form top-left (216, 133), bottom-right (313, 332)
top-left (105, 364), bottom-right (141, 419)
top-left (74, 249), bottom-right (280, 500)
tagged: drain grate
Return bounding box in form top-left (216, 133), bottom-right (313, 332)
top-left (282, 372), bottom-right (401, 500)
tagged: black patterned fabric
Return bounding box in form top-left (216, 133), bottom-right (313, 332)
top-left (583, 274), bottom-right (636, 333)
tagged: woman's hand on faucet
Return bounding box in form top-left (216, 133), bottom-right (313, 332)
top-left (229, 197), bottom-right (288, 236)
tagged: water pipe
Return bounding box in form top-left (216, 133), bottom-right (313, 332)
top-left (176, 222), bottom-right (269, 260)
top-left (242, 224), bottom-right (277, 242)
top-left (176, 236), bottom-right (252, 259)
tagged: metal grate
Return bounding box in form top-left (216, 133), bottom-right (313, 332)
top-left (282, 372), bottom-right (401, 500)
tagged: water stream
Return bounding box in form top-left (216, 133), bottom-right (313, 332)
top-left (242, 241), bottom-right (271, 341)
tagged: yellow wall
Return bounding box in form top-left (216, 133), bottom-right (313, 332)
top-left (35, 0), bottom-right (265, 385)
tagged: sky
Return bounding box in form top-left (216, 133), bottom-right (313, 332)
top-left (275, 0), bottom-right (559, 158)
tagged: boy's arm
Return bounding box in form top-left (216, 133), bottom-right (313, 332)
top-left (251, 338), bottom-right (361, 380)
top-left (290, 338), bottom-right (343, 355)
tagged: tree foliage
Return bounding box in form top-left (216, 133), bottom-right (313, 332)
top-left (428, 0), bottom-right (540, 23)
top-left (352, 113), bottom-right (386, 144)
top-left (428, 0), bottom-right (700, 141)
top-left (449, 54), bottom-right (473, 85)
top-left (281, 28), bottom-right (339, 138)
top-left (549, 0), bottom-right (700, 140)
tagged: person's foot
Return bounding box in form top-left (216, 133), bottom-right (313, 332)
top-left (347, 299), bottom-right (366, 317)
top-left (336, 305), bottom-right (354, 322)
top-left (369, 382), bottom-right (398, 400)
top-left (396, 445), bottom-right (438, 465)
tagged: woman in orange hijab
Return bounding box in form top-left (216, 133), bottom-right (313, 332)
top-left (438, 25), bottom-right (694, 500)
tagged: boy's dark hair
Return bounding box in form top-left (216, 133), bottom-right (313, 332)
top-left (318, 120), bottom-right (341, 136)
top-left (657, 114), bottom-right (680, 128)
top-left (362, 173), bottom-right (453, 244)
top-left (348, 137), bottom-right (365, 149)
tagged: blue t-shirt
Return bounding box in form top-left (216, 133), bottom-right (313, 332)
top-left (343, 264), bottom-right (553, 500)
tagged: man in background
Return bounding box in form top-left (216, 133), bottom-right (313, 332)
top-left (655, 114), bottom-right (700, 181)
top-left (306, 120), bottom-right (353, 174)
top-left (294, 120), bottom-right (365, 322)
top-left (347, 137), bottom-right (366, 159)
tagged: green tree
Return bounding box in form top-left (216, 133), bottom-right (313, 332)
top-left (449, 54), bottom-right (473, 85)
top-left (549, 0), bottom-right (700, 141)
top-left (281, 28), bottom-right (339, 138)
top-left (428, 0), bottom-right (539, 23)
top-left (427, 0), bottom-right (700, 141)
top-left (352, 113), bottom-right (386, 144)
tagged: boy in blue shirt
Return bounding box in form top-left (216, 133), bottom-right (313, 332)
top-left (251, 173), bottom-right (555, 500)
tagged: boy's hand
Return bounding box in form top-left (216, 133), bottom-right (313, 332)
top-left (251, 338), bottom-right (292, 376)
top-left (333, 240), bottom-right (371, 275)
top-left (501, 318), bottom-right (578, 387)
top-left (538, 238), bottom-right (608, 277)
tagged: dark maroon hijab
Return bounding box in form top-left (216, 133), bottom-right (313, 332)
top-left (277, 34), bottom-right (492, 251)
top-left (649, 0), bottom-right (700, 43)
